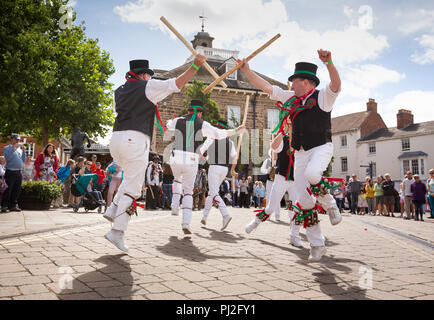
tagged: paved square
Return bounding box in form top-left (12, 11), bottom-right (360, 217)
top-left (0, 208), bottom-right (433, 300)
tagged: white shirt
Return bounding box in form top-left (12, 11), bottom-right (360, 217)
top-left (270, 83), bottom-right (340, 112)
top-left (260, 158), bottom-right (272, 175)
top-left (166, 118), bottom-right (230, 144)
top-left (200, 137), bottom-right (237, 161)
top-left (402, 178), bottom-right (415, 196)
top-left (113, 78), bottom-right (180, 112)
top-left (146, 165), bottom-right (160, 186)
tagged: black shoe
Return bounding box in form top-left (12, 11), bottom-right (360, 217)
top-left (428, 216), bottom-right (434, 219)
top-left (415, 218), bottom-right (419, 221)
top-left (1, 207), bottom-right (7, 213)
top-left (9, 206), bottom-right (21, 212)
top-left (421, 219), bottom-right (424, 222)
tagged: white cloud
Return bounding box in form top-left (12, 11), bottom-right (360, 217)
top-left (382, 90), bottom-right (434, 127)
top-left (398, 9), bottom-right (434, 35)
top-left (411, 34), bottom-right (434, 64)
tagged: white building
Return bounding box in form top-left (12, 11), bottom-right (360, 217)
top-left (330, 99), bottom-right (434, 183)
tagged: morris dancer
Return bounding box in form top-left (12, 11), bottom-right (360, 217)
top-left (166, 101), bottom-right (245, 234)
top-left (260, 148), bottom-right (280, 220)
top-left (199, 120), bottom-right (237, 231)
top-left (240, 49), bottom-right (342, 262)
top-left (103, 55), bottom-right (207, 252)
top-left (245, 119), bottom-right (305, 249)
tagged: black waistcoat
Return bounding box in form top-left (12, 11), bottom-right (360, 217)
top-left (208, 138), bottom-right (231, 168)
top-left (276, 135), bottom-right (294, 181)
top-left (291, 90), bottom-right (331, 151)
top-left (113, 80), bottom-right (156, 140)
top-left (173, 114), bottom-right (204, 154)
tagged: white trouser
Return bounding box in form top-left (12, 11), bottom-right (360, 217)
top-left (294, 142), bottom-right (336, 210)
top-left (170, 150), bottom-right (198, 226)
top-left (202, 165), bottom-right (230, 219)
top-left (266, 179), bottom-right (279, 218)
top-left (109, 130), bottom-right (149, 232)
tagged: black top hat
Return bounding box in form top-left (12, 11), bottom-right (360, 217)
top-left (10, 133), bottom-right (20, 140)
top-left (129, 59), bottom-right (154, 76)
top-left (288, 62), bottom-right (320, 87)
top-left (215, 120), bottom-right (229, 129)
top-left (188, 100), bottom-right (204, 113)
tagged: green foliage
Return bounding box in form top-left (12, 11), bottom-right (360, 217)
top-left (323, 156), bottom-right (335, 177)
top-left (182, 79), bottom-right (222, 124)
top-left (0, 0), bottom-right (115, 145)
top-left (21, 180), bottom-right (63, 202)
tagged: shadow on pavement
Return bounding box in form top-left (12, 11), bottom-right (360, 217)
top-left (253, 238), bottom-right (370, 300)
top-left (196, 228), bottom-right (246, 243)
top-left (156, 236), bottom-right (249, 262)
top-left (58, 254), bottom-right (134, 300)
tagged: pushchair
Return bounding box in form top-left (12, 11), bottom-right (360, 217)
top-left (71, 174), bottom-right (106, 213)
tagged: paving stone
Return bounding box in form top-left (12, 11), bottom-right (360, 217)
top-left (18, 284), bottom-right (50, 295)
top-left (0, 287), bottom-right (20, 298)
top-left (209, 284), bottom-right (257, 296)
top-left (13, 293), bottom-right (59, 300)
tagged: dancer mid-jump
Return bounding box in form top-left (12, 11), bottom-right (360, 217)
top-left (239, 49), bottom-right (342, 262)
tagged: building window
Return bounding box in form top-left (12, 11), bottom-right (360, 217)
top-left (401, 138), bottom-right (410, 151)
top-left (24, 142), bottom-right (35, 159)
top-left (226, 62), bottom-right (237, 80)
top-left (227, 105), bottom-right (240, 128)
top-left (267, 109), bottom-right (279, 130)
top-left (340, 135), bottom-right (347, 148)
top-left (403, 160), bottom-right (410, 176)
top-left (341, 157), bottom-right (348, 172)
top-left (368, 143), bottom-right (376, 154)
top-left (372, 162), bottom-right (377, 177)
top-left (411, 159), bottom-right (419, 175)
top-left (421, 159), bottom-right (425, 175)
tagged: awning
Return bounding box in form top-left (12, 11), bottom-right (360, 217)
top-left (398, 151), bottom-right (428, 159)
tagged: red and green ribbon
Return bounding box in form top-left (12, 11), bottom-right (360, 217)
top-left (272, 88), bottom-right (316, 135)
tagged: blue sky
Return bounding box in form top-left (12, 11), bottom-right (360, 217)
top-left (67, 0), bottom-right (434, 141)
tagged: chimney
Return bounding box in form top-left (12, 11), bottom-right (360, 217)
top-left (397, 109), bottom-right (414, 129)
top-left (366, 98), bottom-right (377, 113)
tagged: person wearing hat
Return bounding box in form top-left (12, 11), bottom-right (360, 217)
top-left (199, 120), bottom-right (237, 231)
top-left (103, 54), bottom-right (207, 252)
top-left (244, 118), bottom-right (305, 249)
top-left (1, 134), bottom-right (27, 212)
top-left (239, 49), bottom-right (341, 262)
top-left (166, 100), bottom-right (246, 234)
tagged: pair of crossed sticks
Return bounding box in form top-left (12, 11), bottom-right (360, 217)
top-left (160, 16), bottom-right (280, 94)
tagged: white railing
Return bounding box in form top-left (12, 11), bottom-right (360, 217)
top-left (195, 46), bottom-right (239, 60)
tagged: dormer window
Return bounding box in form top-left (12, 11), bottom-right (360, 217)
top-left (226, 61), bottom-right (237, 80)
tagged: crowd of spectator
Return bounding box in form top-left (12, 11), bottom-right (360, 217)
top-left (1, 134), bottom-right (433, 221)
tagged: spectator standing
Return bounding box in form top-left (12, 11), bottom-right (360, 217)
top-left (34, 143), bottom-right (59, 181)
top-left (146, 160), bottom-right (160, 210)
top-left (90, 155), bottom-right (98, 173)
top-left (95, 162), bottom-right (106, 192)
top-left (56, 159), bottom-right (76, 183)
top-left (399, 183), bottom-right (405, 218)
top-left (382, 173), bottom-right (396, 217)
top-left (0, 156), bottom-right (7, 202)
top-left (84, 161), bottom-right (93, 174)
top-left (162, 163), bottom-right (174, 210)
top-left (365, 178), bottom-right (375, 215)
top-left (345, 179), bottom-right (352, 212)
top-left (333, 182), bottom-right (344, 213)
top-left (411, 174), bottom-right (427, 221)
top-left (255, 181), bottom-right (266, 209)
top-left (22, 155), bottom-right (34, 182)
top-left (239, 176), bottom-right (249, 208)
top-left (357, 188), bottom-right (368, 215)
top-left (247, 176), bottom-right (254, 208)
top-left (1, 134), bottom-right (27, 212)
top-left (193, 168), bottom-right (207, 210)
top-left (427, 169), bottom-right (434, 219)
top-left (402, 171), bottom-right (415, 220)
top-left (374, 176), bottom-right (385, 216)
top-left (231, 173), bottom-right (240, 208)
top-left (219, 179), bottom-right (230, 206)
top-left (349, 174), bottom-right (362, 214)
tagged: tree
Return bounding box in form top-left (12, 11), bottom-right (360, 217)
top-left (0, 0), bottom-right (115, 145)
top-left (323, 156), bottom-right (335, 177)
top-left (181, 79), bottom-right (221, 124)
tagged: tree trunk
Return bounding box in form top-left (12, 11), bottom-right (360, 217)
top-left (41, 121), bottom-right (49, 147)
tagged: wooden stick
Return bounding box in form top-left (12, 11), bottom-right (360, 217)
top-left (203, 34), bottom-right (281, 94)
top-left (160, 16), bottom-right (228, 88)
top-left (231, 95), bottom-right (250, 192)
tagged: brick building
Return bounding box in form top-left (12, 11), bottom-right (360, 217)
top-left (151, 29), bottom-right (286, 177)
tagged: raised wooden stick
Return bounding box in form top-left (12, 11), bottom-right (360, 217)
top-left (203, 34), bottom-right (281, 94)
top-left (160, 16), bottom-right (227, 88)
top-left (231, 95), bottom-right (250, 192)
